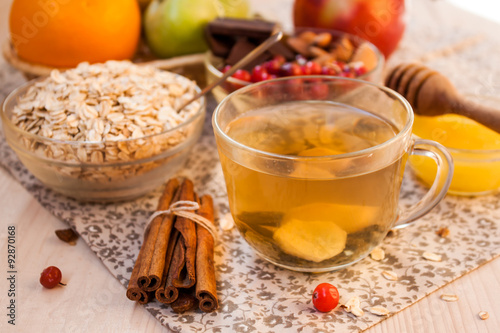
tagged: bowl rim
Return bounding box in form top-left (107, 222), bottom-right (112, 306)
top-left (204, 27), bottom-right (385, 87)
top-left (1, 75), bottom-right (206, 147)
top-left (213, 75), bottom-right (413, 162)
top-left (412, 133), bottom-right (500, 157)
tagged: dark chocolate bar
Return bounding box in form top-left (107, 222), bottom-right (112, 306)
top-left (206, 18), bottom-right (277, 41)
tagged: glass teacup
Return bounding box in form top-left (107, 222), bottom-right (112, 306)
top-left (213, 76), bottom-right (453, 272)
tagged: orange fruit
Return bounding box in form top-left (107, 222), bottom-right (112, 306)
top-left (9, 0), bottom-right (141, 68)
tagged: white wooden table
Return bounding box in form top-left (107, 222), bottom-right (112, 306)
top-left (1, 0), bottom-right (499, 331)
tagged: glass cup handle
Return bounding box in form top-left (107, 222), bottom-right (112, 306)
top-left (393, 139), bottom-right (454, 229)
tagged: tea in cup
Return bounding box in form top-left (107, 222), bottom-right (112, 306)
top-left (213, 77), bottom-right (453, 272)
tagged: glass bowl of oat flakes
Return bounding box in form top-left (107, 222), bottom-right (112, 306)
top-left (1, 61), bottom-right (206, 201)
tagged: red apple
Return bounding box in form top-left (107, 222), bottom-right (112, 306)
top-left (293, 0), bottom-right (406, 59)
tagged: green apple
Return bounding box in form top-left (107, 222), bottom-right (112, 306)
top-left (144, 0), bottom-right (250, 58)
top-left (218, 0), bottom-right (250, 18)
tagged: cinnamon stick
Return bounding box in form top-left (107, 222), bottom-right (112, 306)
top-left (171, 291), bottom-right (199, 314)
top-left (156, 229), bottom-right (180, 303)
top-left (171, 179), bottom-right (197, 289)
top-left (137, 178), bottom-right (180, 291)
top-left (126, 235), bottom-right (151, 304)
top-left (195, 195), bottom-right (219, 312)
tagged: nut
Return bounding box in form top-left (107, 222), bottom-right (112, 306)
top-left (313, 32), bottom-right (332, 48)
top-left (331, 36), bottom-right (355, 62)
top-left (370, 247), bottom-right (385, 261)
top-left (382, 271), bottom-right (398, 281)
top-left (423, 252), bottom-right (442, 262)
top-left (55, 228), bottom-right (78, 245)
top-left (440, 294), bottom-right (459, 302)
top-left (436, 227), bottom-right (450, 238)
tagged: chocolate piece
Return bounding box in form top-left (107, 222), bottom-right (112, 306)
top-left (204, 31), bottom-right (233, 58)
top-left (226, 38), bottom-right (272, 69)
top-left (268, 42), bottom-right (295, 61)
top-left (207, 18), bottom-right (277, 41)
top-left (226, 38), bottom-right (257, 65)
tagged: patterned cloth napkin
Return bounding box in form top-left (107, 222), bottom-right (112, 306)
top-left (1, 79), bottom-right (500, 331)
top-left (2, 1), bottom-right (500, 329)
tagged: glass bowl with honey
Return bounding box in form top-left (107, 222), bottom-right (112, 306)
top-left (409, 94), bottom-right (500, 196)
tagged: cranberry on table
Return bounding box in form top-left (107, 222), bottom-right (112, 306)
top-left (40, 266), bottom-right (64, 289)
top-left (312, 283), bottom-right (339, 312)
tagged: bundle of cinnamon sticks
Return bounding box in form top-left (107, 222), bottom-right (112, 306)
top-left (126, 178), bottom-right (218, 313)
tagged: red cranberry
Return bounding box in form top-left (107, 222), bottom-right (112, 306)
top-left (321, 66), bottom-right (338, 76)
top-left (340, 71), bottom-right (356, 78)
top-left (40, 266), bottom-right (63, 289)
top-left (303, 61), bottom-right (322, 75)
top-left (356, 67), bottom-right (367, 76)
top-left (221, 65), bottom-right (232, 73)
top-left (272, 54), bottom-right (286, 65)
top-left (251, 65), bottom-right (271, 82)
top-left (280, 62), bottom-right (302, 77)
top-left (335, 61), bottom-right (346, 72)
top-left (285, 78), bottom-right (306, 98)
top-left (264, 60), bottom-right (282, 75)
top-left (232, 69), bottom-right (251, 82)
top-left (227, 69), bottom-right (251, 90)
top-left (295, 54), bottom-right (307, 66)
top-left (310, 83), bottom-right (329, 99)
top-left (301, 64), bottom-right (312, 75)
top-left (353, 65), bottom-right (368, 77)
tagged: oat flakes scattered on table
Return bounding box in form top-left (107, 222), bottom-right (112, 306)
top-left (341, 297), bottom-right (364, 317)
top-left (382, 270), bottom-right (398, 281)
top-left (440, 294), bottom-right (459, 302)
top-left (369, 306), bottom-right (390, 316)
top-left (370, 247), bottom-right (385, 261)
top-left (423, 252), bottom-right (442, 262)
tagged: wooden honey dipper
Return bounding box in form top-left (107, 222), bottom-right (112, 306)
top-left (385, 63), bottom-right (500, 133)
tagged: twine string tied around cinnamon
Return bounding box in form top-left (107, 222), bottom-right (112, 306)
top-left (144, 200), bottom-right (218, 240)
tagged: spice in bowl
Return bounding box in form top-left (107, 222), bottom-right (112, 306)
top-left (1, 61), bottom-right (206, 201)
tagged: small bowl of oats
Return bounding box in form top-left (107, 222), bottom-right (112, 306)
top-left (1, 61), bottom-right (206, 201)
